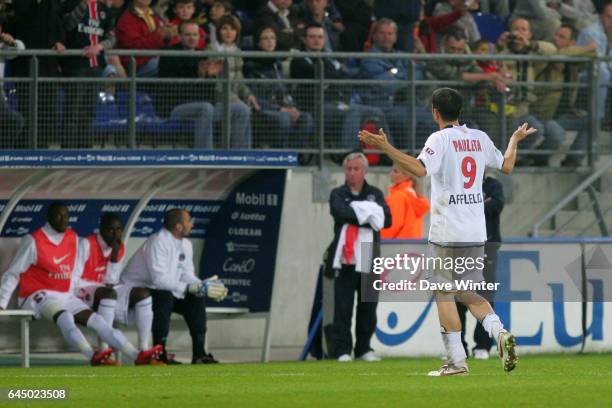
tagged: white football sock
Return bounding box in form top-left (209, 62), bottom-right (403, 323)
top-left (97, 298), bottom-right (116, 326)
top-left (87, 313), bottom-right (138, 361)
top-left (56, 311), bottom-right (94, 359)
top-left (134, 297), bottom-right (153, 350)
top-left (441, 331), bottom-right (466, 368)
top-left (482, 313), bottom-right (506, 339)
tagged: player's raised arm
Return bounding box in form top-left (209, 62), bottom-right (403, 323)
top-left (358, 128), bottom-right (427, 177)
top-left (500, 123), bottom-right (538, 174)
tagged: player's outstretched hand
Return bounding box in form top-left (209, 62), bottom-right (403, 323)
top-left (511, 122), bottom-right (538, 142)
top-left (358, 128), bottom-right (388, 149)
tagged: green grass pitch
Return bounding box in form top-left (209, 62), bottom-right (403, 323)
top-left (0, 354), bottom-right (610, 407)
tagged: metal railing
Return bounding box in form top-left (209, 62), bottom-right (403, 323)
top-left (0, 49), bottom-right (607, 165)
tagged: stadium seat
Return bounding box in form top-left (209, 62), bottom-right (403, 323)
top-left (472, 13), bottom-right (505, 43)
top-left (115, 91), bottom-right (193, 144)
top-left (93, 92), bottom-right (127, 133)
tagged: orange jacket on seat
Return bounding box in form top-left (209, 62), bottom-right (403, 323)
top-left (381, 180), bottom-right (429, 239)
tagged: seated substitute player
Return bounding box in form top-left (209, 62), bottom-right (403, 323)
top-left (0, 203), bottom-right (162, 366)
top-left (359, 88), bottom-right (536, 376)
top-left (73, 212), bottom-right (155, 354)
top-left (121, 208), bottom-right (228, 364)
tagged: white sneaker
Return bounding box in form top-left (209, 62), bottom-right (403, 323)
top-left (358, 351), bottom-right (381, 362)
top-left (497, 331), bottom-right (518, 372)
top-left (473, 349), bottom-right (489, 360)
top-left (337, 354), bottom-right (352, 362)
top-left (427, 363), bottom-right (469, 377)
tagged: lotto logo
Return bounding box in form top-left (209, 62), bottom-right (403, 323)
top-left (425, 147), bottom-right (435, 155)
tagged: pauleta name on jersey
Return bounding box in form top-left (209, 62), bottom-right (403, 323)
top-left (452, 139), bottom-right (482, 152)
top-left (448, 193), bottom-right (483, 205)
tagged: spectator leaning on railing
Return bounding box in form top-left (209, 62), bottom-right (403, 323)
top-left (424, 30), bottom-right (511, 146)
top-left (496, 17), bottom-right (565, 166)
top-left (205, 14), bottom-right (255, 149)
top-left (244, 25), bottom-right (314, 148)
top-left (115, 0), bottom-right (177, 77)
top-left (359, 18), bottom-right (436, 150)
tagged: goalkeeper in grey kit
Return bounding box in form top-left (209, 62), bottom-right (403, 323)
top-left (121, 208), bottom-right (228, 364)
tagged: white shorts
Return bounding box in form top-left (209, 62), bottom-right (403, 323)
top-left (114, 283), bottom-right (136, 325)
top-left (75, 282), bottom-right (135, 325)
top-left (20, 290), bottom-right (90, 320)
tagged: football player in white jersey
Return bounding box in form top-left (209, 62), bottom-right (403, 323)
top-left (359, 87), bottom-right (536, 376)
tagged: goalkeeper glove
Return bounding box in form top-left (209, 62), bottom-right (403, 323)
top-left (199, 275), bottom-right (228, 301)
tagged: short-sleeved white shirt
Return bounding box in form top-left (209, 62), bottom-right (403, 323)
top-left (417, 124), bottom-right (504, 244)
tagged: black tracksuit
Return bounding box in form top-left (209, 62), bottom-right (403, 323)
top-left (328, 181), bottom-right (391, 358)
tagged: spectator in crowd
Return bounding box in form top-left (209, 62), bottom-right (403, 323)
top-left (497, 18), bottom-right (564, 166)
top-left (73, 213), bottom-right (155, 354)
top-left (255, 0), bottom-right (302, 50)
top-left (115, 0), bottom-right (177, 77)
top-left (359, 18), bottom-right (436, 149)
top-left (424, 30), bottom-right (510, 145)
top-left (121, 208), bottom-right (228, 364)
top-left (60, 0), bottom-right (116, 148)
top-left (290, 22), bottom-right (393, 150)
top-left (0, 11), bottom-right (24, 145)
top-left (335, 0), bottom-right (373, 51)
top-left (0, 203), bottom-right (163, 366)
top-left (158, 21), bottom-right (224, 148)
top-left (548, 24), bottom-right (597, 167)
top-left (374, 0), bottom-right (421, 52)
top-left (414, 0), bottom-right (465, 53)
top-left (457, 174), bottom-right (504, 360)
top-left (381, 165), bottom-right (429, 240)
top-left (168, 0), bottom-right (208, 48)
top-left (245, 26), bottom-right (314, 148)
top-left (329, 152), bottom-right (391, 362)
top-left (294, 0), bottom-right (344, 52)
top-left (473, 39), bottom-right (501, 73)
top-left (432, 0), bottom-right (481, 49)
top-left (511, 0), bottom-right (562, 41)
top-left (547, 0), bottom-right (598, 31)
top-left (7, 0), bottom-right (65, 146)
top-left (578, 0), bottom-right (612, 121)
top-left (204, 0), bottom-right (232, 47)
top-left (205, 14), bottom-right (255, 148)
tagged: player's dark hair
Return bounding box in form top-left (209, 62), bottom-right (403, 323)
top-left (46, 202), bottom-right (67, 220)
top-left (431, 87), bottom-right (463, 121)
top-left (100, 212), bottom-right (123, 229)
top-left (163, 208), bottom-right (186, 231)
